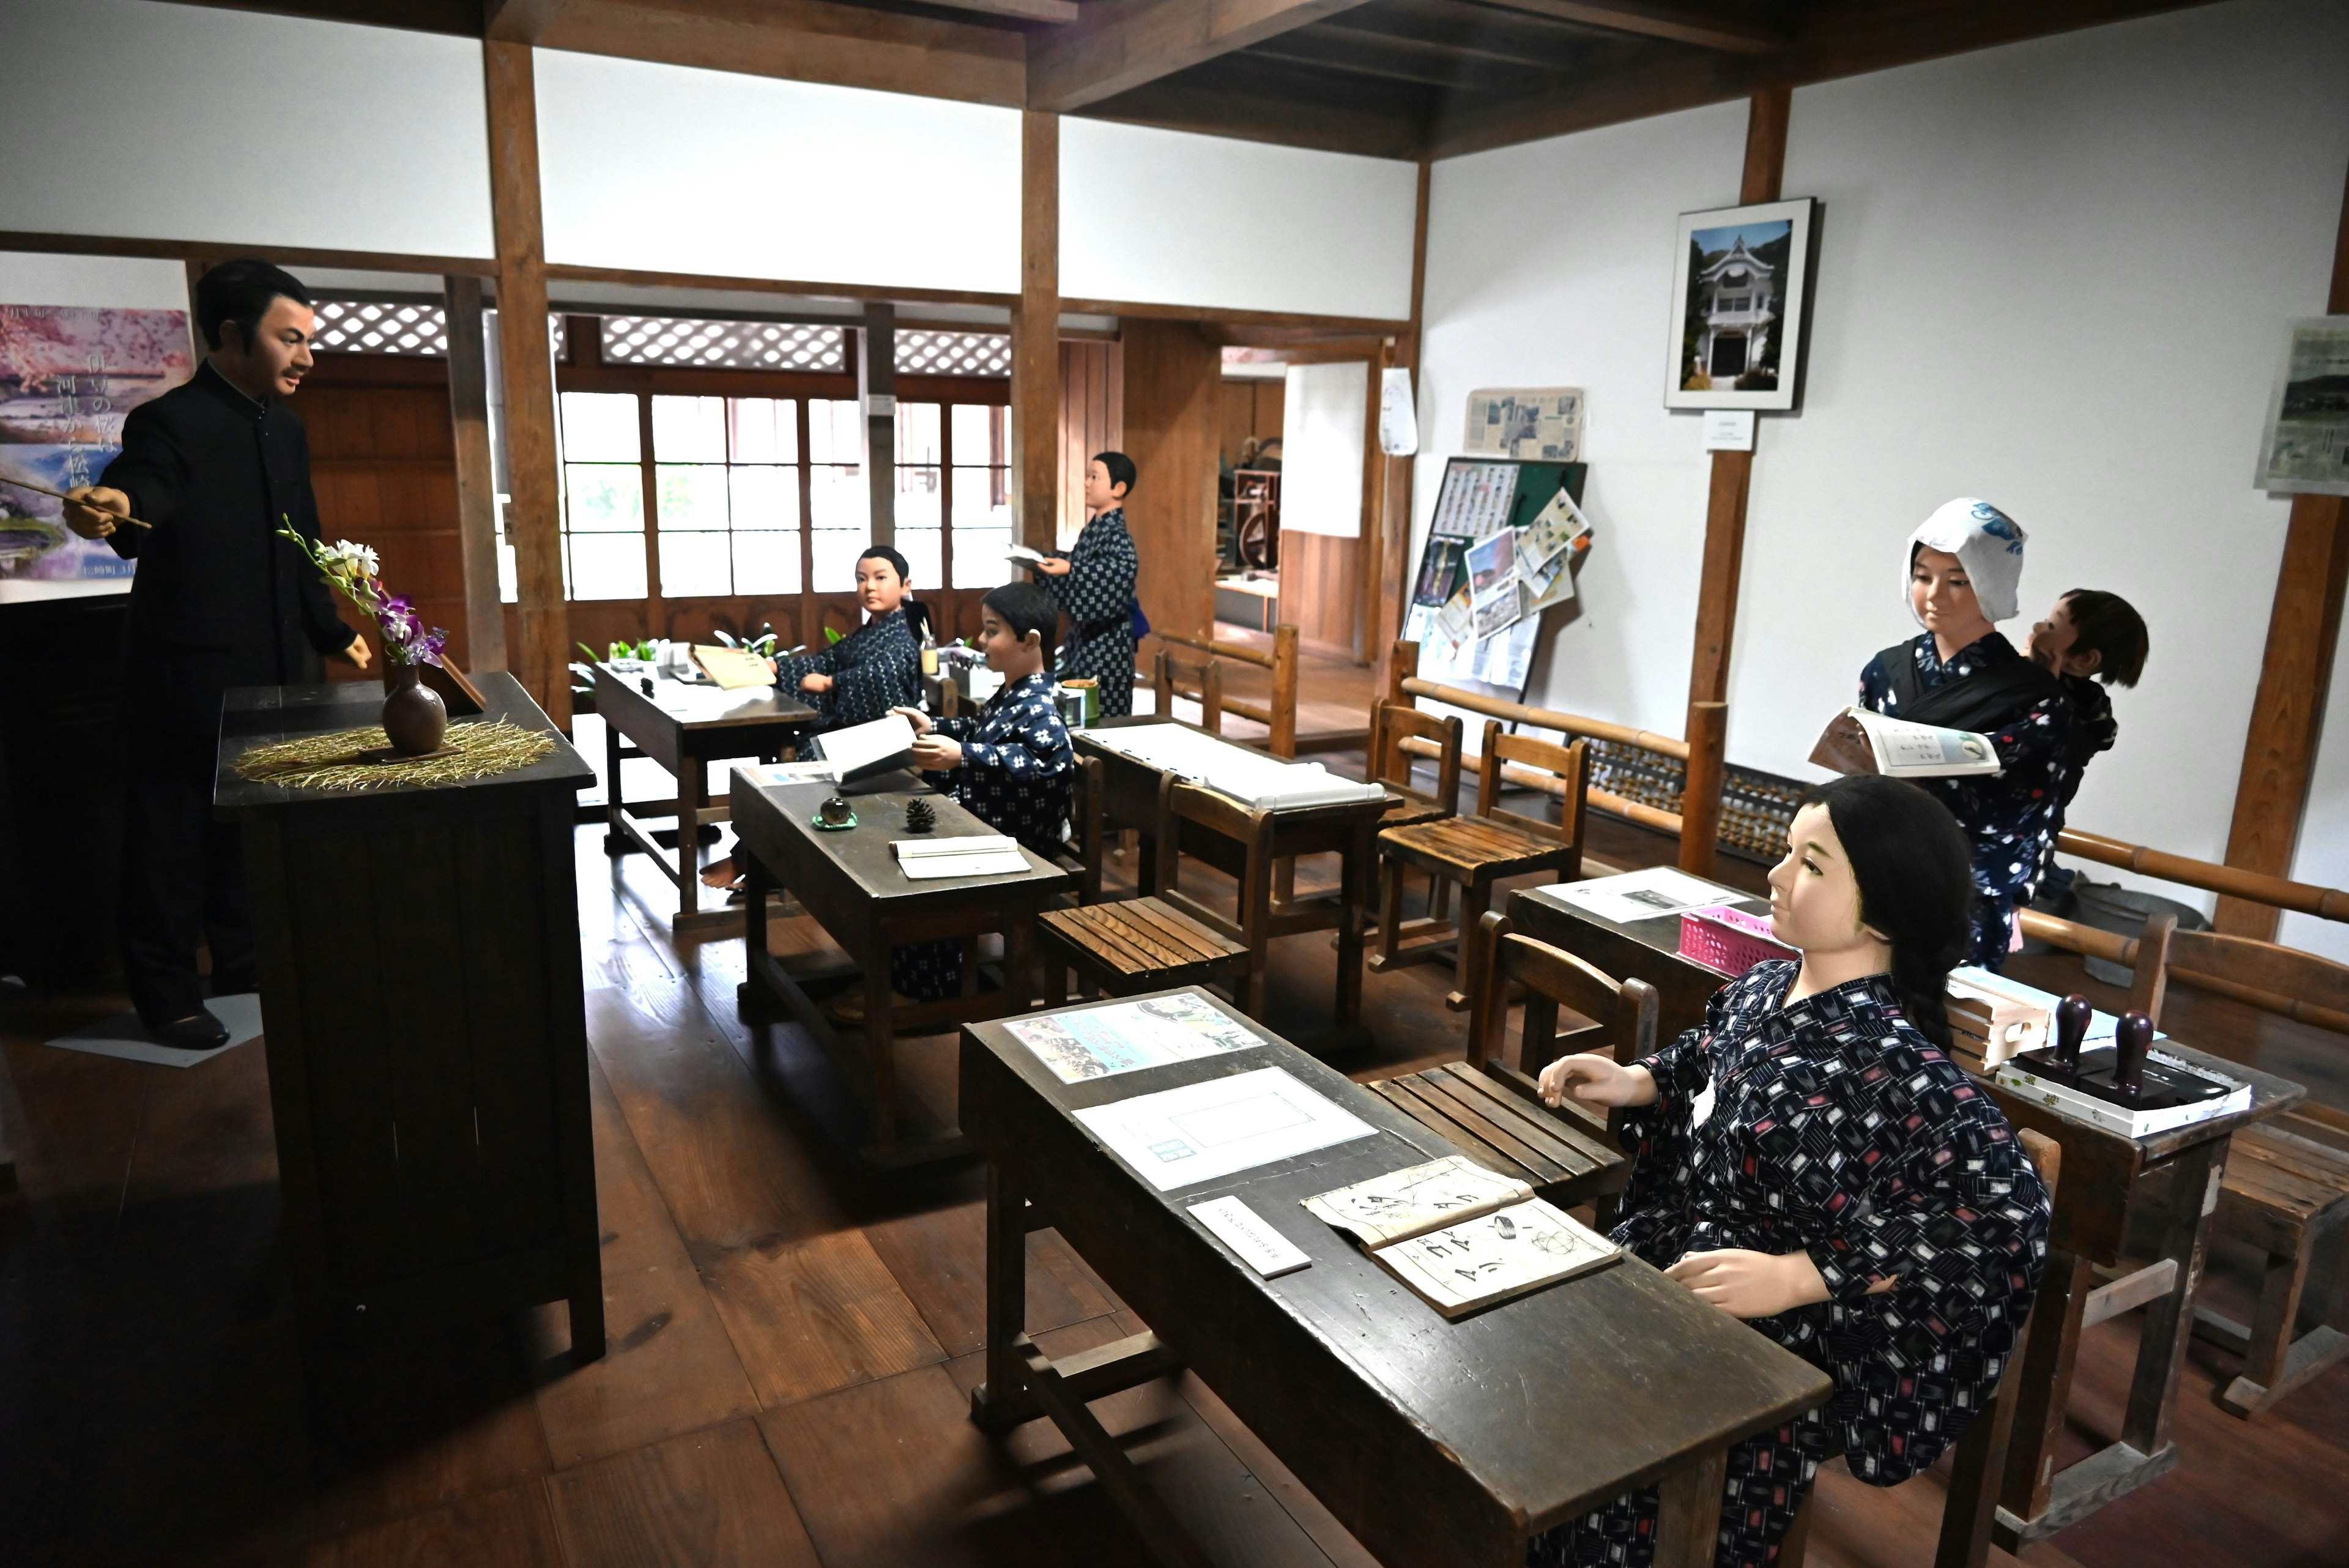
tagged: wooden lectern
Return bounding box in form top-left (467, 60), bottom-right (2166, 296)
top-left (214, 673), bottom-right (605, 1362)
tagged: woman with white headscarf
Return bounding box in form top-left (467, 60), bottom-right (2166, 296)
top-left (1857, 499), bottom-right (2073, 970)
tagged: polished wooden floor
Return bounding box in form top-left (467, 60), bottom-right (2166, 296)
top-left (1, 782), bottom-right (2344, 1567)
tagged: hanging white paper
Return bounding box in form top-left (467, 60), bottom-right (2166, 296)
top-left (1379, 366), bottom-right (1419, 456)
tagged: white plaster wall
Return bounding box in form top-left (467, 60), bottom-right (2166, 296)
top-left (534, 51), bottom-right (1021, 295)
top-left (0, 0), bottom-right (494, 259)
top-left (1280, 362), bottom-right (1368, 537)
top-left (0, 254), bottom-right (190, 312)
top-left (1417, 0), bottom-right (2349, 922)
top-left (1061, 120), bottom-right (1416, 319)
top-left (1417, 100), bottom-right (1749, 726)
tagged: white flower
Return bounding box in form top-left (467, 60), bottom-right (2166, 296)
top-left (321, 540), bottom-right (380, 578)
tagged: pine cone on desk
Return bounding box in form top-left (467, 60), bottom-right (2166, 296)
top-left (904, 798), bottom-right (937, 834)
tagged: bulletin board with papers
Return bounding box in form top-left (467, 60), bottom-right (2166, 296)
top-left (1401, 457), bottom-right (1591, 699)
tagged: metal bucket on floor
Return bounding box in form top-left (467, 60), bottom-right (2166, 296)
top-left (2070, 880), bottom-right (2209, 984)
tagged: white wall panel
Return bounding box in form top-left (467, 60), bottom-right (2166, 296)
top-left (1061, 121), bottom-right (1416, 319)
top-left (535, 51), bottom-right (1020, 295)
top-left (0, 0), bottom-right (493, 259)
top-left (1417, 100), bottom-right (1748, 727)
top-left (0, 253), bottom-right (189, 311)
top-left (1280, 362), bottom-right (1368, 536)
top-left (1417, 0), bottom-right (2349, 918)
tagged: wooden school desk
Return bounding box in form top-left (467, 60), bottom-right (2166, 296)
top-left (1074, 719), bottom-right (1395, 1040)
top-left (1504, 875), bottom-right (2306, 1553)
top-left (730, 771), bottom-right (1073, 1168)
top-left (217, 674), bottom-right (605, 1364)
top-left (592, 660), bottom-right (816, 935)
top-left (959, 988), bottom-right (1832, 1568)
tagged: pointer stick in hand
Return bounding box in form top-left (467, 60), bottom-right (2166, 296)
top-left (1, 475), bottom-right (154, 528)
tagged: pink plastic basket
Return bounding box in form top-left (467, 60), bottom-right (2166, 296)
top-left (1678, 904), bottom-right (1797, 977)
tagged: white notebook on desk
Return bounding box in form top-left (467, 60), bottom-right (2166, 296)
top-left (1086, 723), bottom-right (1385, 810)
top-left (892, 835), bottom-right (1029, 880)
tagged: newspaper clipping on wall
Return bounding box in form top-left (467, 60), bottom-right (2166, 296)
top-left (2256, 316), bottom-right (2349, 496)
top-left (1464, 387), bottom-right (1584, 463)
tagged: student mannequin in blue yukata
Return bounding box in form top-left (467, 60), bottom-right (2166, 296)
top-left (1526, 775), bottom-right (2050, 1568)
top-left (827, 581), bottom-right (1074, 1017)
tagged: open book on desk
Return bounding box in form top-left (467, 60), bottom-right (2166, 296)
top-left (815, 712), bottom-right (916, 784)
top-left (1083, 723), bottom-right (1386, 810)
top-left (1005, 544), bottom-right (1052, 568)
top-left (1811, 705), bottom-right (2002, 779)
top-left (892, 835), bottom-right (1030, 880)
top-left (1304, 1156), bottom-right (1622, 1318)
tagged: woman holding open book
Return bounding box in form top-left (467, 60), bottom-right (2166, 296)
top-left (1526, 776), bottom-right (2050, 1568)
top-left (1857, 499), bottom-right (2073, 970)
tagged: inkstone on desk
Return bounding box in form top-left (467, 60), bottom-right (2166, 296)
top-left (213, 674), bottom-right (607, 1364)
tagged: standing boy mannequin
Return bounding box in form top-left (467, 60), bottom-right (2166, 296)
top-left (1031, 451), bottom-right (1140, 718)
top-left (62, 259), bottom-right (367, 1050)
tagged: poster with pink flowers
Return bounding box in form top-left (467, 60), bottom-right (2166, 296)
top-left (0, 305), bottom-right (194, 602)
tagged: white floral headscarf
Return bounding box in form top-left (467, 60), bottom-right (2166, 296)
top-left (1906, 498), bottom-right (2027, 625)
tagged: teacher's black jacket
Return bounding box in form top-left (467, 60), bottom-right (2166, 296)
top-left (102, 360), bottom-right (357, 727)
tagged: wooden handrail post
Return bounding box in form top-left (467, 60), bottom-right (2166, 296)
top-left (1679, 700), bottom-right (1727, 877)
top-left (1388, 640), bottom-right (1420, 708)
top-left (1271, 624), bottom-right (1300, 759)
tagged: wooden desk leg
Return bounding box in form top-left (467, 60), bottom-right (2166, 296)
top-left (2123, 1140), bottom-right (2225, 1457)
top-left (1998, 1248), bottom-right (2091, 1528)
top-left (738, 853), bottom-right (774, 1020)
top-left (603, 715), bottom-right (628, 855)
top-left (675, 762), bottom-right (704, 921)
top-left (1654, 1445), bottom-right (1728, 1568)
top-left (865, 918), bottom-right (898, 1157)
top-left (1006, 905), bottom-right (1036, 1014)
top-left (1335, 823), bottom-right (1368, 1029)
top-left (970, 1161), bottom-right (1028, 1430)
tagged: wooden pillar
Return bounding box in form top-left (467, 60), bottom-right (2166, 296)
top-left (1121, 319), bottom-right (1219, 651)
top-left (2216, 155), bottom-right (2349, 938)
top-left (862, 303), bottom-right (897, 546)
top-left (442, 274), bottom-right (508, 672)
top-left (1355, 346), bottom-right (1390, 667)
top-left (1012, 110), bottom-right (1060, 552)
top-left (483, 40), bottom-right (569, 724)
top-left (1375, 162), bottom-right (1433, 696)
top-left (1679, 87), bottom-right (1789, 876)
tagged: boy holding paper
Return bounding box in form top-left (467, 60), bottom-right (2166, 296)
top-left (880, 581), bottom-right (1074, 1002)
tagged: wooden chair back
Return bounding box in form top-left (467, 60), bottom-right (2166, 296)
top-left (1467, 912), bottom-right (1658, 1089)
top-left (2126, 912), bottom-right (2349, 1036)
top-left (1052, 754), bottom-right (1107, 904)
top-left (1474, 721), bottom-right (1589, 852)
top-left (1154, 649), bottom-right (1224, 735)
top-left (1368, 701), bottom-right (1462, 814)
top-left (1151, 775), bottom-right (1274, 945)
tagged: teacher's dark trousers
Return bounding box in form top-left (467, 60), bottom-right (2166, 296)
top-left (118, 680), bottom-right (257, 1026)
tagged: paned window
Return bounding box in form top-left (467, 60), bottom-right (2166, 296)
top-left (808, 399), bottom-right (869, 587)
top-left (895, 331), bottom-right (1011, 378)
top-left (558, 391), bottom-right (647, 601)
top-left (650, 395), bottom-right (803, 599)
top-left (949, 404), bottom-right (1013, 587)
top-left (896, 403), bottom-right (944, 592)
top-left (602, 316), bottom-right (847, 372)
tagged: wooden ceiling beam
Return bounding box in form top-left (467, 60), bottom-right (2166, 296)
top-left (1428, 0), bottom-right (2225, 159)
top-left (896, 0), bottom-right (1081, 24)
top-left (1318, 17), bottom-right (1576, 70)
top-left (536, 0), bottom-right (1025, 107)
top-left (1027, 0), bottom-right (1383, 112)
top-left (1470, 0), bottom-right (1791, 54)
top-left (1253, 29), bottom-right (1555, 89)
top-left (485, 0), bottom-right (570, 42)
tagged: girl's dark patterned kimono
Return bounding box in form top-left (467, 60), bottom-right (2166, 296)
top-left (2038, 672), bottom-right (2115, 902)
top-left (891, 672), bottom-right (1075, 998)
top-left (1858, 633), bottom-right (2071, 969)
top-left (777, 606), bottom-right (922, 732)
top-left (1530, 960), bottom-right (2049, 1568)
top-left (1040, 507), bottom-right (1139, 718)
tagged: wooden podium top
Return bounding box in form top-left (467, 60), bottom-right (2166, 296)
top-left (213, 671), bottom-right (595, 814)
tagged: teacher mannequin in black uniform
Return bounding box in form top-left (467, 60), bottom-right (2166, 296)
top-left (63, 259), bottom-right (368, 1050)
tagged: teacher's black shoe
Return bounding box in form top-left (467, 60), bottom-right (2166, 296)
top-left (152, 1010), bottom-right (231, 1052)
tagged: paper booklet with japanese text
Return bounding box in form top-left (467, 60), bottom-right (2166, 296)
top-left (1811, 705), bottom-right (2002, 779)
top-left (1304, 1157), bottom-right (1621, 1318)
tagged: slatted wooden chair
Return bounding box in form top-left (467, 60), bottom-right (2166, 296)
top-left (2107, 913), bottom-right (2349, 1418)
top-left (1358, 701), bottom-right (1464, 953)
top-left (1371, 720), bottom-right (1590, 1010)
top-left (1367, 913), bottom-right (1638, 1211)
top-left (1036, 760), bottom-right (1250, 1009)
top-left (1781, 1127), bottom-right (2063, 1568)
top-left (1152, 648), bottom-right (1223, 734)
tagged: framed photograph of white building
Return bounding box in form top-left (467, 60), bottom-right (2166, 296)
top-left (1664, 198), bottom-right (1816, 412)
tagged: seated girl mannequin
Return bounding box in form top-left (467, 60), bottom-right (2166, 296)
top-left (704, 546), bottom-right (925, 891)
top-left (1526, 776), bottom-right (2050, 1568)
top-left (1857, 500), bottom-right (2072, 969)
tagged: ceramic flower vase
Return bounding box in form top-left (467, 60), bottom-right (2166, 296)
top-left (382, 663), bottom-right (448, 756)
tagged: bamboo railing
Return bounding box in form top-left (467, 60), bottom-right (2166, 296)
top-left (1154, 626), bottom-right (1300, 758)
top-left (2051, 829), bottom-right (2349, 924)
top-left (2019, 908), bottom-right (2349, 1034)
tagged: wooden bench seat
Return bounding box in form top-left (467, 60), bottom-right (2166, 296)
top-left (1038, 897), bottom-right (1250, 1005)
top-left (1367, 1061), bottom-right (1619, 1201)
